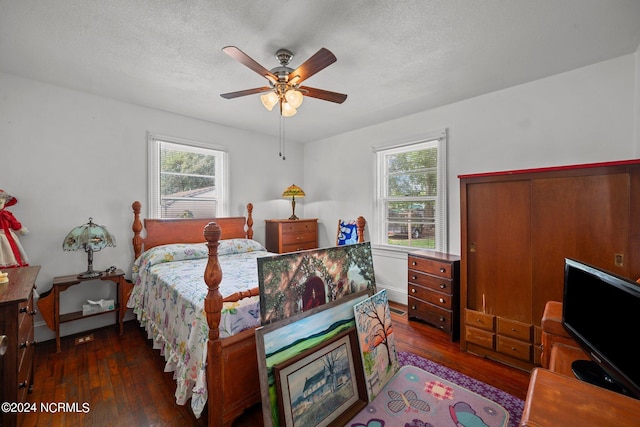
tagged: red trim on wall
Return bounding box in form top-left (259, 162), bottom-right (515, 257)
top-left (458, 159), bottom-right (640, 179)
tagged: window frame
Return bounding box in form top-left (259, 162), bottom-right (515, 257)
top-left (374, 130), bottom-right (448, 252)
top-left (147, 133), bottom-right (228, 219)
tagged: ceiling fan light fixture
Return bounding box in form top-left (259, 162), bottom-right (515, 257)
top-left (285, 89), bottom-right (304, 109)
top-left (281, 101), bottom-right (297, 117)
top-left (260, 92), bottom-right (279, 111)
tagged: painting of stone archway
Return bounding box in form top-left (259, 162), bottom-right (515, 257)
top-left (258, 242), bottom-right (376, 325)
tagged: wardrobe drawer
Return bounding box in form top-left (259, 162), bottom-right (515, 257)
top-left (408, 270), bottom-right (454, 295)
top-left (497, 317), bottom-right (532, 342)
top-left (465, 309), bottom-right (495, 332)
top-left (408, 256), bottom-right (454, 279)
top-left (496, 335), bottom-right (532, 362)
top-left (465, 326), bottom-right (495, 350)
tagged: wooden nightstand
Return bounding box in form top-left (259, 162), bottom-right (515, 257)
top-left (37, 269), bottom-right (132, 353)
top-left (265, 218), bottom-right (318, 253)
top-left (0, 266), bottom-right (40, 427)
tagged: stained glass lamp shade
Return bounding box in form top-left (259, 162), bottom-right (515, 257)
top-left (63, 218), bottom-right (116, 278)
top-left (282, 184), bottom-right (305, 220)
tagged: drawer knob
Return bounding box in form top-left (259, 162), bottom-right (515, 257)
top-left (439, 316), bottom-right (445, 322)
top-left (0, 335), bottom-right (7, 356)
top-left (19, 306), bottom-right (28, 313)
top-left (20, 341), bottom-right (30, 349)
top-left (412, 275), bottom-right (417, 281)
top-left (18, 381), bottom-right (28, 389)
top-left (411, 305), bottom-right (417, 310)
top-left (411, 288), bottom-right (417, 293)
top-left (439, 298), bottom-right (445, 304)
top-left (440, 267), bottom-right (446, 273)
top-left (439, 283), bottom-right (446, 289)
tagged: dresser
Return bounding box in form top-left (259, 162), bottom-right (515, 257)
top-left (0, 266), bottom-right (40, 427)
top-left (407, 251), bottom-right (460, 340)
top-left (265, 219), bottom-right (318, 253)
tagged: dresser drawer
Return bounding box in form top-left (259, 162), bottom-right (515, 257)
top-left (281, 221), bottom-right (317, 235)
top-left (465, 325), bottom-right (495, 349)
top-left (464, 309), bottom-right (495, 332)
top-left (408, 256), bottom-right (454, 279)
top-left (408, 270), bottom-right (454, 295)
top-left (497, 317), bottom-right (532, 342)
top-left (408, 285), bottom-right (452, 310)
top-left (281, 241), bottom-right (317, 253)
top-left (280, 230), bottom-right (317, 245)
top-left (408, 298), bottom-right (453, 333)
top-left (496, 335), bottom-right (532, 362)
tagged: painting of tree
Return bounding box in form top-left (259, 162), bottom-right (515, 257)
top-left (353, 289), bottom-right (400, 401)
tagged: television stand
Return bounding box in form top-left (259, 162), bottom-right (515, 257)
top-left (571, 359), bottom-right (632, 397)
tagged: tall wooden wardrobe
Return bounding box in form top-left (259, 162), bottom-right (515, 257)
top-left (459, 159), bottom-right (640, 370)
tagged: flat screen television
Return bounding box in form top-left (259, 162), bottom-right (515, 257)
top-left (562, 258), bottom-right (640, 398)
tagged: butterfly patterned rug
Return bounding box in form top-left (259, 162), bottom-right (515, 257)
top-left (348, 364), bottom-right (512, 427)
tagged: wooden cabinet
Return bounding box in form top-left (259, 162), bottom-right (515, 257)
top-left (0, 266), bottom-right (40, 427)
top-left (265, 219), bottom-right (318, 253)
top-left (407, 251), bottom-right (460, 340)
top-left (459, 160), bottom-right (640, 370)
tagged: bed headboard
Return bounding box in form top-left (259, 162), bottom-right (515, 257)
top-left (131, 201), bottom-right (254, 259)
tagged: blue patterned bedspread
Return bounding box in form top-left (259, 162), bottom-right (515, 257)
top-left (127, 239), bottom-right (272, 418)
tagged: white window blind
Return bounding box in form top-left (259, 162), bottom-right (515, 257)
top-left (374, 131), bottom-right (448, 251)
top-left (148, 134), bottom-right (227, 219)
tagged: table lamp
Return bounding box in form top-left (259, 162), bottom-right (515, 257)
top-left (282, 184), bottom-right (305, 220)
top-left (63, 217), bottom-right (116, 278)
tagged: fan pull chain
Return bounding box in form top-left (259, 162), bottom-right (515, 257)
top-left (279, 115), bottom-right (286, 160)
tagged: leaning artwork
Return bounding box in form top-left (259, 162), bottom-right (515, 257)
top-left (258, 242), bottom-right (375, 324)
top-left (353, 289), bottom-right (400, 401)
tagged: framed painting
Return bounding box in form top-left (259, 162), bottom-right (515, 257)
top-left (353, 289), bottom-right (400, 401)
top-left (258, 242), bottom-right (375, 324)
top-left (256, 290), bottom-right (372, 427)
top-left (274, 328), bottom-right (367, 427)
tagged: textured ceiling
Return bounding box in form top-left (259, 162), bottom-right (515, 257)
top-left (1, 0), bottom-right (640, 143)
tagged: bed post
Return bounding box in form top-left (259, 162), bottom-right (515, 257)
top-left (203, 221), bottom-right (226, 425)
top-left (132, 201), bottom-right (143, 259)
top-left (357, 216), bottom-right (367, 243)
top-left (246, 202), bottom-right (254, 240)
top-left (203, 222), bottom-right (223, 341)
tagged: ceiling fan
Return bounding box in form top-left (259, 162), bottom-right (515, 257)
top-left (220, 46), bottom-right (347, 117)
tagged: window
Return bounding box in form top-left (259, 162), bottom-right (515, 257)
top-left (148, 134), bottom-right (227, 219)
top-left (375, 131), bottom-right (448, 251)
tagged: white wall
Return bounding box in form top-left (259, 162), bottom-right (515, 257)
top-left (0, 72), bottom-right (304, 341)
top-left (304, 53), bottom-right (638, 303)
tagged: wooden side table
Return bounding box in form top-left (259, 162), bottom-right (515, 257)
top-left (38, 269), bottom-right (130, 353)
top-left (521, 368), bottom-right (640, 427)
top-left (265, 218), bottom-right (318, 253)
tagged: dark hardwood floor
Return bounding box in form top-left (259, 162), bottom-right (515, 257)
top-left (24, 303), bottom-right (530, 426)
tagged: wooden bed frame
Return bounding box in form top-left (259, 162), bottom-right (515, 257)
top-left (130, 201), bottom-right (366, 426)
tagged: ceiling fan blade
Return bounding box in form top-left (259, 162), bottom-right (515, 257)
top-left (299, 86), bottom-right (347, 104)
top-left (222, 46), bottom-right (277, 82)
top-left (289, 48), bottom-right (337, 84)
top-left (220, 86), bottom-right (272, 99)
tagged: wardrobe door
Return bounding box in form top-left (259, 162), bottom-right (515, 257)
top-left (531, 173), bottom-right (630, 324)
top-left (465, 179), bottom-right (532, 323)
